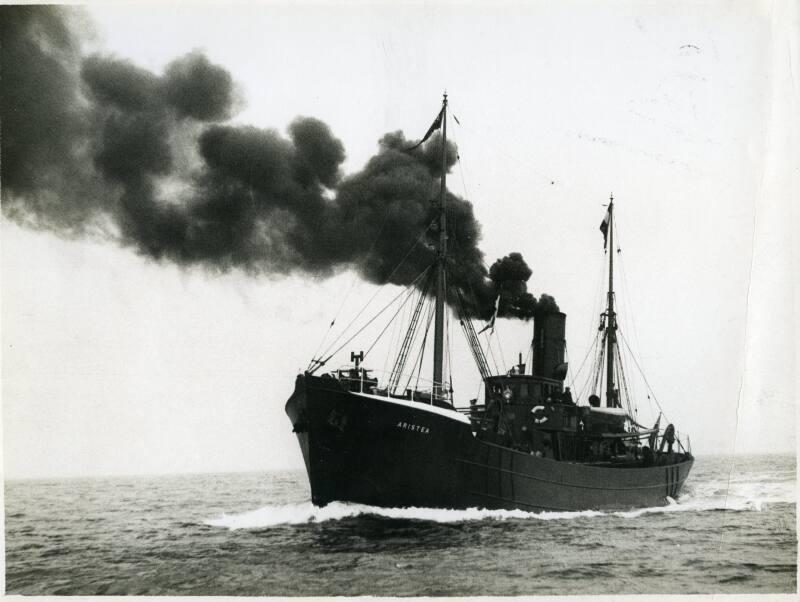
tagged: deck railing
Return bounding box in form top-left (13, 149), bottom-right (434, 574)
top-left (330, 367), bottom-right (453, 405)
top-left (326, 367), bottom-right (691, 453)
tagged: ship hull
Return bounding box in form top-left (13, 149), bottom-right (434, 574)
top-left (286, 375), bottom-right (693, 511)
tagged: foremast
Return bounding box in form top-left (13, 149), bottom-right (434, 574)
top-left (604, 194), bottom-right (617, 408)
top-left (432, 93), bottom-right (448, 399)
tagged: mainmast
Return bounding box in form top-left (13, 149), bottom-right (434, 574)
top-left (432, 93), bottom-right (448, 399)
top-left (605, 194), bottom-right (617, 407)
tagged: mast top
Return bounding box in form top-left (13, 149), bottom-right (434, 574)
top-left (432, 94), bottom-right (449, 398)
top-left (605, 194), bottom-right (617, 407)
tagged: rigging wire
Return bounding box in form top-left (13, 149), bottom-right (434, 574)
top-left (614, 223), bottom-right (645, 410)
top-left (451, 134), bottom-right (518, 380)
top-left (383, 283), bottom-right (414, 376)
top-left (455, 104), bottom-right (582, 379)
top-left (306, 202), bottom-right (397, 370)
top-left (494, 323), bottom-right (508, 372)
top-left (407, 298), bottom-right (437, 394)
top-left (482, 330), bottom-right (501, 375)
top-left (314, 266), bottom-right (432, 370)
top-left (591, 331), bottom-right (606, 398)
top-left (449, 104), bottom-right (564, 191)
top-left (445, 225), bottom-right (501, 378)
top-left (312, 220), bottom-right (436, 366)
top-left (401, 295), bottom-right (432, 394)
top-left (438, 168), bottom-right (490, 385)
top-left (446, 306), bottom-right (453, 393)
top-left (615, 340), bottom-right (635, 417)
top-left (364, 271), bottom-right (432, 363)
top-left (615, 324), bottom-right (645, 420)
top-left (573, 331), bottom-right (601, 401)
top-left (572, 250), bottom-right (610, 394)
top-left (618, 331), bottom-right (671, 424)
top-left (612, 214), bottom-right (663, 424)
top-left (525, 320), bottom-right (534, 372)
top-left (578, 219), bottom-right (626, 405)
top-left (565, 343), bottom-right (575, 392)
top-left (452, 286), bottom-right (492, 381)
top-left (615, 220), bottom-right (645, 358)
top-left (382, 294), bottom-right (406, 376)
top-left (387, 269), bottom-right (436, 391)
top-left (442, 258), bottom-right (448, 387)
top-left (456, 151), bottom-right (472, 211)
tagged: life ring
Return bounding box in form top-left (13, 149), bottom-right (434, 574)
top-left (531, 405), bottom-right (549, 424)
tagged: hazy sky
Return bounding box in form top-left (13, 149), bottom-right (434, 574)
top-left (2, 1), bottom-right (796, 479)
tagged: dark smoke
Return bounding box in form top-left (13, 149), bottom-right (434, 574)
top-left (488, 253), bottom-right (560, 319)
top-left (0, 6), bottom-right (104, 232)
top-left (1, 6), bottom-right (558, 321)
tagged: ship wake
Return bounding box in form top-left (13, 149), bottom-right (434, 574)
top-left (204, 502), bottom-right (598, 529)
top-left (205, 475), bottom-right (794, 530)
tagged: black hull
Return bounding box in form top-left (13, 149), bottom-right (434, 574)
top-left (286, 375), bottom-right (693, 511)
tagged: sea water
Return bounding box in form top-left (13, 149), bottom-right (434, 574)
top-left (4, 454), bottom-right (795, 595)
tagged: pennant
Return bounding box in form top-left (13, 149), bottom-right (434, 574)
top-left (478, 294), bottom-right (501, 334)
top-left (599, 207), bottom-right (611, 249)
top-left (477, 314), bottom-right (495, 335)
top-left (406, 108), bottom-right (444, 151)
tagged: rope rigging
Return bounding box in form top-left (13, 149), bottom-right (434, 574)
top-left (619, 331), bottom-right (671, 425)
top-left (307, 203), bottom-right (397, 369)
top-left (308, 266), bottom-right (432, 373)
top-left (388, 268), bottom-right (436, 393)
top-left (307, 218), bottom-right (437, 372)
top-left (363, 272), bottom-right (431, 363)
top-left (405, 296), bottom-right (437, 395)
top-left (452, 286), bottom-right (492, 381)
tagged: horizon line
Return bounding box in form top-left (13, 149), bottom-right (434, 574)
top-left (4, 451), bottom-right (796, 482)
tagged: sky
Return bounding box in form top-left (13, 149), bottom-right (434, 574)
top-left (2, 0), bottom-right (796, 479)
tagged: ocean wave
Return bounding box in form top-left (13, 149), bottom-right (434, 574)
top-left (683, 477), bottom-right (796, 508)
top-left (205, 475), bottom-right (795, 530)
top-left (204, 502), bottom-right (606, 529)
top-left (612, 476), bottom-right (795, 517)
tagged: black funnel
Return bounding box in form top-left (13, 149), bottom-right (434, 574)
top-left (532, 311), bottom-right (567, 380)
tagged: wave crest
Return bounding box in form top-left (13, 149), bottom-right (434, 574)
top-left (205, 473), bottom-right (795, 530)
top-left (205, 502), bottom-right (607, 529)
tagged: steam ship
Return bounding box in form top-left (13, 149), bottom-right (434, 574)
top-left (285, 95), bottom-right (693, 512)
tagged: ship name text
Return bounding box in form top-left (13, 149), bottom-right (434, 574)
top-left (396, 421), bottom-right (430, 434)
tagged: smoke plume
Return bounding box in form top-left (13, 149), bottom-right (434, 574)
top-left (1, 6), bottom-right (558, 321)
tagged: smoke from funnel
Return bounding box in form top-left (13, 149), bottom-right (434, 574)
top-left (1, 6), bottom-right (558, 321)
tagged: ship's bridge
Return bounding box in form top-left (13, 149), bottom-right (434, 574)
top-left (484, 374), bottom-right (568, 406)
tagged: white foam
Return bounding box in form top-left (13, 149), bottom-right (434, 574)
top-left (610, 475), bottom-right (797, 518)
top-left (688, 476), bottom-right (796, 508)
top-left (204, 473), bottom-right (796, 530)
top-left (206, 501), bottom-right (361, 529)
top-left (204, 502), bottom-right (604, 530)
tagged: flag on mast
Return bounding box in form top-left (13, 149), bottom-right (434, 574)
top-left (406, 107), bottom-right (444, 151)
top-left (599, 207), bottom-right (611, 249)
top-left (478, 293), bottom-right (501, 334)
